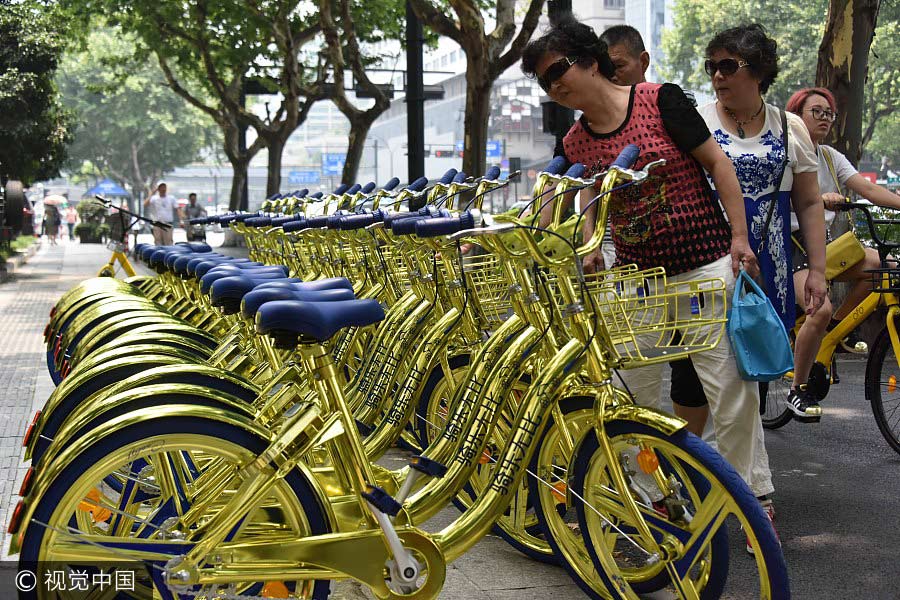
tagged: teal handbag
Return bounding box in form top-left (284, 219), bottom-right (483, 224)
top-left (727, 270), bottom-right (794, 382)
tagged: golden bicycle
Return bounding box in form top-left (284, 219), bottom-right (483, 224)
top-left (12, 154), bottom-right (788, 599)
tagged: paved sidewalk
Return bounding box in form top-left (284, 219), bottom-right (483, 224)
top-left (0, 240), bottom-right (150, 558)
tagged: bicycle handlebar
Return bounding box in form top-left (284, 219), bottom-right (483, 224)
top-left (833, 202), bottom-right (900, 254)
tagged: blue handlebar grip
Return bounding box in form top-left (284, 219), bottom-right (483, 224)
top-left (414, 212), bottom-right (477, 238)
top-left (391, 215), bottom-right (430, 236)
top-left (565, 163), bottom-right (586, 178)
top-left (326, 214), bottom-right (347, 229)
top-left (306, 216), bottom-right (329, 228)
top-left (282, 219), bottom-right (309, 233)
top-left (361, 182), bottom-right (377, 194)
top-left (453, 171), bottom-right (468, 183)
top-left (384, 211), bottom-right (425, 228)
top-left (439, 168), bottom-right (458, 184)
top-left (297, 188), bottom-right (309, 197)
top-left (612, 144), bottom-right (640, 169)
top-left (334, 184), bottom-right (349, 195)
top-left (407, 177), bottom-right (428, 192)
top-left (383, 177), bottom-right (400, 191)
top-left (485, 166), bottom-right (501, 180)
top-left (339, 213), bottom-right (377, 230)
top-left (310, 192), bottom-right (324, 199)
top-left (544, 156), bottom-right (567, 175)
top-left (346, 183), bottom-right (362, 195)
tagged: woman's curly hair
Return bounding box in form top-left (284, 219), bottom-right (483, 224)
top-left (521, 17), bottom-right (616, 81)
top-left (706, 24), bottom-right (779, 94)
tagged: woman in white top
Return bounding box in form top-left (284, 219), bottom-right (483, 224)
top-left (697, 25), bottom-right (829, 436)
top-left (786, 87), bottom-right (900, 345)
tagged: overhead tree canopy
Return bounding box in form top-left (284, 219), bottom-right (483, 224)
top-left (661, 0), bottom-right (827, 107)
top-left (0, 1), bottom-right (73, 185)
top-left (63, 0), bottom-right (327, 208)
top-left (318, 0), bottom-right (406, 185)
top-left (58, 27), bottom-right (218, 205)
top-left (409, 0), bottom-right (546, 178)
top-left (662, 0), bottom-right (896, 164)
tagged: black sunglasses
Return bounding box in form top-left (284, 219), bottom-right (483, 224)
top-left (537, 56), bottom-right (577, 92)
top-left (704, 58), bottom-right (750, 77)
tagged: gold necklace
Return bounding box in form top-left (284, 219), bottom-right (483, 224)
top-left (722, 100), bottom-right (765, 138)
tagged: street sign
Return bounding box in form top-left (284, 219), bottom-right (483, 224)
top-left (322, 153), bottom-right (346, 176)
top-left (453, 140), bottom-right (502, 158)
top-left (288, 171), bottom-right (320, 184)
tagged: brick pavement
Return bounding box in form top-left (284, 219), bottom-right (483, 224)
top-left (0, 239), bottom-right (152, 559)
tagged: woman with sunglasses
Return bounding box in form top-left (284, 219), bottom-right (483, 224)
top-left (697, 26), bottom-right (829, 441)
top-left (785, 87), bottom-right (900, 352)
top-left (521, 17), bottom-right (777, 522)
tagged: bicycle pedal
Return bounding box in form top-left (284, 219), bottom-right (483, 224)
top-left (409, 455), bottom-right (448, 478)
top-left (362, 484), bottom-right (402, 516)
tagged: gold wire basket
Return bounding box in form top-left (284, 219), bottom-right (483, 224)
top-left (376, 243), bottom-right (412, 289)
top-left (550, 266), bottom-right (728, 368)
top-left (462, 252), bottom-right (515, 326)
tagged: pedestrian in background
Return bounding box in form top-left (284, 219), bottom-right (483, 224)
top-left (144, 181), bottom-right (175, 245)
top-left (43, 204), bottom-right (60, 246)
top-left (64, 206), bottom-right (78, 241)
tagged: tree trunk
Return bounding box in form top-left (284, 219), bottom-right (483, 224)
top-left (265, 137), bottom-right (285, 197)
top-left (229, 161), bottom-right (249, 212)
top-left (342, 116), bottom-right (376, 185)
top-left (816, 0), bottom-right (880, 166)
top-left (462, 73), bottom-right (491, 178)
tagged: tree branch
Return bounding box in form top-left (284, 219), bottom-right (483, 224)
top-left (408, 0), bottom-right (464, 44)
top-left (156, 55), bottom-right (220, 122)
top-left (495, 0), bottom-right (546, 75)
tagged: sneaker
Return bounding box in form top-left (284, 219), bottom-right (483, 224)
top-left (786, 385), bottom-right (822, 423)
top-left (746, 498), bottom-right (780, 555)
top-left (837, 328), bottom-right (868, 354)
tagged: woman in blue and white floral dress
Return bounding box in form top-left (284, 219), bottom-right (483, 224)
top-left (696, 24), bottom-right (828, 548)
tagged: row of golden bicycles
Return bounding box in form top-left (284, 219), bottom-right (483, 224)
top-left (11, 147), bottom-right (790, 599)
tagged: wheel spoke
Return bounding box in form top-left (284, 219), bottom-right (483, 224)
top-left (676, 486), bottom-right (731, 572)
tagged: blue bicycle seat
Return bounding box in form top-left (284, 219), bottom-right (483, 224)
top-left (200, 268), bottom-right (289, 295)
top-left (191, 258), bottom-right (256, 278)
top-left (256, 299), bottom-right (384, 343)
top-left (252, 277), bottom-right (354, 293)
top-left (241, 287), bottom-right (356, 319)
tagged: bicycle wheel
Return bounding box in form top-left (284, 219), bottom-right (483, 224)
top-left (572, 420), bottom-right (789, 600)
top-left (759, 375), bottom-right (793, 429)
top-left (18, 416), bottom-right (332, 600)
top-left (865, 324), bottom-right (900, 455)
